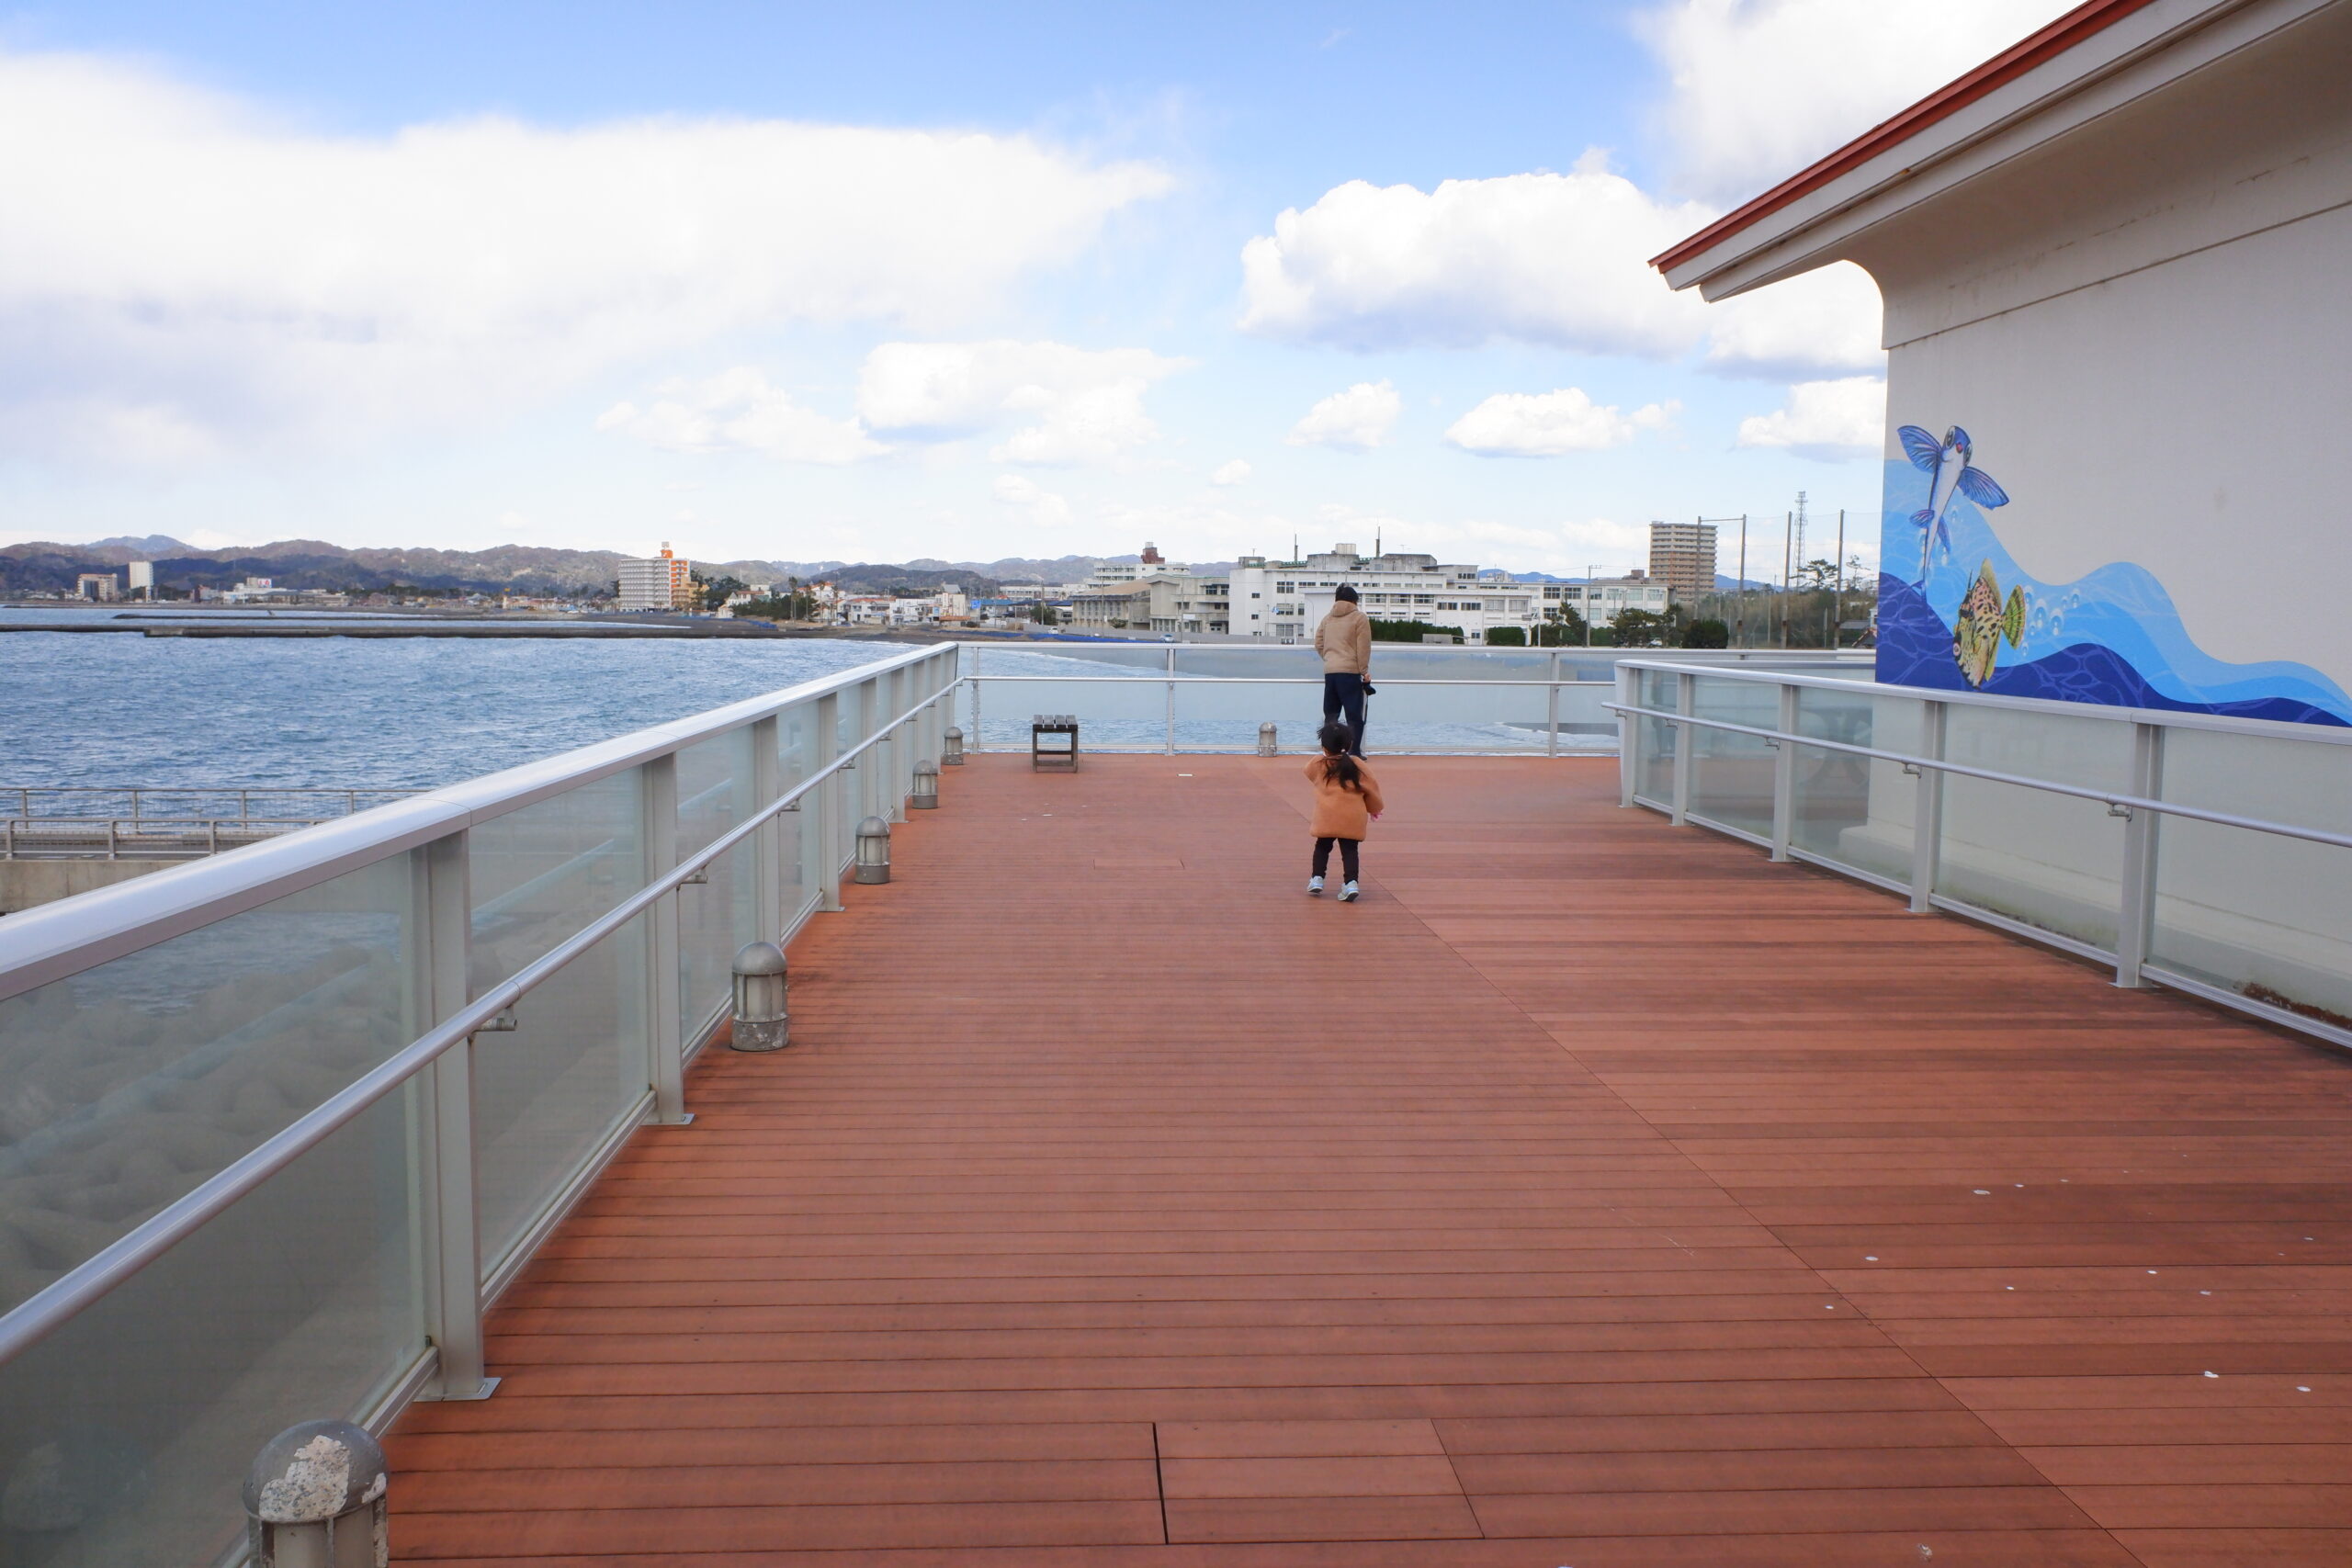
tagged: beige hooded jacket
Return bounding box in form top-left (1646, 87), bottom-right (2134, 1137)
top-left (1314, 600), bottom-right (1372, 675)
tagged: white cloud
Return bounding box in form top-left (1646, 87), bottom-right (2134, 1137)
top-left (1640, 0), bottom-right (2079, 202)
top-left (856, 340), bottom-right (1189, 466)
top-left (1736, 375), bottom-right (1886, 460)
top-left (1243, 163), bottom-right (1711, 357)
top-left (992, 472), bottom-right (1072, 527)
top-left (596, 368), bottom-right (885, 463)
top-left (1209, 458), bottom-right (1252, 486)
top-left (1287, 380), bottom-right (1400, 451)
top-left (1239, 167), bottom-right (1881, 378)
top-left (0, 48), bottom-right (1168, 461)
top-left (1445, 389), bottom-right (1679, 457)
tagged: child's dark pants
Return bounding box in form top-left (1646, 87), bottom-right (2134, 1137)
top-left (1311, 838), bottom-right (1360, 882)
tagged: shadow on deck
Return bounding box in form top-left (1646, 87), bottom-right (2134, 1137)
top-left (389, 754), bottom-right (2352, 1567)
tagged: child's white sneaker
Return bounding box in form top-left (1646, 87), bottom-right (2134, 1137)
top-left (1338, 881), bottom-right (1360, 902)
top-left (1306, 875), bottom-right (1324, 896)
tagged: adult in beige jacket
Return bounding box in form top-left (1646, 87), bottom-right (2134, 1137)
top-left (1313, 586), bottom-right (1373, 754)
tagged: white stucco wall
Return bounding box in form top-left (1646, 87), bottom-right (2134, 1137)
top-left (1849, 0), bottom-right (2352, 692)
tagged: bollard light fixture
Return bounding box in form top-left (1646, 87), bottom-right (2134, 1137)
top-left (243, 1419), bottom-right (388, 1568)
top-left (854, 815), bottom-right (892, 884)
top-left (730, 942), bottom-right (790, 1051)
top-left (1258, 721), bottom-right (1279, 757)
top-left (942, 726), bottom-right (965, 765)
top-left (910, 759), bottom-right (940, 809)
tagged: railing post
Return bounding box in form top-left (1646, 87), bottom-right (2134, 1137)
top-left (1669, 671), bottom-right (1694, 827)
top-left (1165, 646), bottom-right (1178, 755)
top-left (967, 643), bottom-right (983, 752)
top-left (752, 715), bottom-right (783, 942)
top-left (2115, 721), bottom-right (2165, 987)
top-left (1910, 699), bottom-right (1947, 914)
top-left (808, 692), bottom-right (842, 912)
top-left (1547, 650), bottom-right (1561, 759)
top-left (641, 753), bottom-right (691, 1125)
top-left (1770, 681), bottom-right (1797, 863)
top-left (1616, 663), bottom-right (1637, 807)
top-left (417, 829), bottom-right (496, 1401)
top-left (858, 677), bottom-right (883, 827)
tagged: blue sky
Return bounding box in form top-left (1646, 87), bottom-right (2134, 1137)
top-left (0, 1), bottom-right (2072, 573)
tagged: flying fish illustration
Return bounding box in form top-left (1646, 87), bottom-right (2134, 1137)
top-left (1899, 424), bottom-right (2008, 582)
top-left (1952, 560), bottom-right (2027, 688)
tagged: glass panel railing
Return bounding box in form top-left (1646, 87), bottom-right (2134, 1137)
top-left (675, 728), bottom-right (760, 1043)
top-left (467, 769), bottom-right (650, 1269)
top-left (0, 853), bottom-right (422, 1317)
top-left (472, 906), bottom-right (653, 1274)
top-left (1935, 705), bottom-right (2133, 951)
top-left (776, 706), bottom-right (817, 924)
top-left (2147, 728), bottom-right (2352, 1023)
top-left (0, 1088), bottom-right (424, 1568)
top-left (1684, 674), bottom-right (1779, 838)
top-left (1789, 686), bottom-right (1923, 884)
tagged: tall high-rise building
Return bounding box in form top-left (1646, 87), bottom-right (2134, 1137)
top-left (617, 543), bottom-right (694, 611)
top-left (127, 561), bottom-right (154, 598)
top-left (1647, 521), bottom-right (1718, 602)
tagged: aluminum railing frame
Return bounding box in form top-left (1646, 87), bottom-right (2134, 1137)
top-left (0, 644), bottom-right (958, 1414)
top-left (956, 642), bottom-right (1871, 760)
top-left (1608, 658), bottom-right (2352, 1054)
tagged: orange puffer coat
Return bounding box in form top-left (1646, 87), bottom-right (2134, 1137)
top-left (1305, 756), bottom-right (1384, 840)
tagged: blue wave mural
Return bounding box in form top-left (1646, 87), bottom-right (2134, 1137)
top-left (1878, 433), bottom-right (2352, 728)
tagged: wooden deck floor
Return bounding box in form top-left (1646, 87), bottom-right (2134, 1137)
top-left (389, 754), bottom-right (2352, 1567)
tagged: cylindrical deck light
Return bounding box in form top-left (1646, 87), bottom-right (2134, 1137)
top-left (1258, 721), bottom-right (1278, 757)
top-left (942, 726), bottom-right (965, 765)
top-left (243, 1420), bottom-right (388, 1568)
top-left (854, 816), bottom-right (891, 884)
top-left (729, 942), bottom-right (790, 1051)
top-left (910, 759), bottom-right (940, 809)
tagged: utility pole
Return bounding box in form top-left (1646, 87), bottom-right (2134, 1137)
top-left (1780, 511), bottom-right (1793, 649)
top-left (1585, 565), bottom-right (1600, 648)
top-left (1833, 507), bottom-right (1847, 649)
top-left (1736, 514), bottom-right (1748, 648)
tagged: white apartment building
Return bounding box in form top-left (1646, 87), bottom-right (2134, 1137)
top-left (616, 545), bottom-right (693, 612)
top-left (127, 561), bottom-right (154, 598)
top-left (1226, 546), bottom-right (1539, 644)
top-left (74, 573), bottom-right (119, 602)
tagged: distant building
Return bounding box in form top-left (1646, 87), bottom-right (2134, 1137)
top-left (1227, 545), bottom-right (1536, 644)
top-left (616, 544), bottom-right (693, 612)
top-left (74, 573), bottom-right (119, 602)
top-left (127, 561), bottom-right (154, 598)
top-left (1540, 572), bottom-right (1672, 628)
top-left (1647, 522), bottom-right (1717, 602)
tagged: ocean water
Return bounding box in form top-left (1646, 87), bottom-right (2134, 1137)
top-left (0, 615), bottom-right (907, 789)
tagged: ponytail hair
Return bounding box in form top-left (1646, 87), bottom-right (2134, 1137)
top-left (1316, 722), bottom-right (1363, 793)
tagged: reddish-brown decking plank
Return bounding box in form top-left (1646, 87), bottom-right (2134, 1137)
top-left (387, 754), bottom-right (2352, 1561)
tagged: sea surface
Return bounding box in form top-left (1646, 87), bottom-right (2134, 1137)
top-left (1, 608), bottom-right (905, 789)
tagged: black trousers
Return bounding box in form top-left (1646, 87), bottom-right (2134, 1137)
top-left (1312, 837), bottom-right (1361, 882)
top-left (1321, 671), bottom-right (1366, 753)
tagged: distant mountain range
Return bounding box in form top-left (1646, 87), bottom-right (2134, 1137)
top-left (0, 537), bottom-right (1155, 599)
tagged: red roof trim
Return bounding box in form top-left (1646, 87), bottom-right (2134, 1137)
top-left (1650, 0), bottom-right (2165, 275)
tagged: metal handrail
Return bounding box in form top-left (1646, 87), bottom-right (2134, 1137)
top-left (0, 642), bottom-right (943, 1002)
top-left (1606, 700), bottom-right (2352, 853)
top-left (1609, 700), bottom-right (2352, 846)
top-left (0, 671), bottom-right (949, 1370)
top-left (1613, 655), bottom-right (2352, 749)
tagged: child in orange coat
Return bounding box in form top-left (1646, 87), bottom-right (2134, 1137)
top-left (1305, 722), bottom-right (1384, 902)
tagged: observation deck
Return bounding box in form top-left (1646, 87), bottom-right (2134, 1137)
top-left (383, 752), bottom-right (2352, 1566)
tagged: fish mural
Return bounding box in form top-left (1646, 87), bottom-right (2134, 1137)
top-left (1878, 420), bottom-right (2352, 727)
top-left (1899, 424), bottom-right (2008, 583)
top-left (1951, 560), bottom-right (2026, 687)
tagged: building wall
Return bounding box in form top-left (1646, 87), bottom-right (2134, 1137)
top-left (1855, 4), bottom-right (2352, 725)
